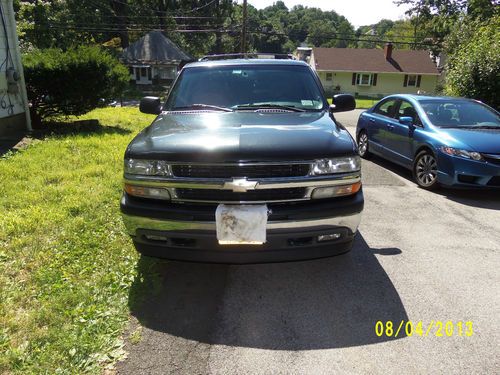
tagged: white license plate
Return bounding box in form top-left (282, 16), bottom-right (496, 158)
top-left (215, 204), bottom-right (268, 245)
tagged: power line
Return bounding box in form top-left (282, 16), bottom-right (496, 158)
top-left (40, 20), bottom-right (430, 41)
top-left (94, 0), bottom-right (219, 16)
top-left (248, 29), bottom-right (437, 46)
top-left (96, 15), bottom-right (220, 19)
top-left (37, 23), bottom-right (436, 46)
top-left (40, 25), bottom-right (238, 34)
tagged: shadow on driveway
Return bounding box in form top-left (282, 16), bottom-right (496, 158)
top-left (366, 154), bottom-right (500, 210)
top-left (128, 234), bottom-right (408, 350)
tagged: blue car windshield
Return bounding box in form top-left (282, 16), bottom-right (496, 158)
top-left (420, 100), bottom-right (500, 128)
top-left (165, 64), bottom-right (327, 111)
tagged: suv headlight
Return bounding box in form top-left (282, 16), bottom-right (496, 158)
top-left (440, 147), bottom-right (483, 161)
top-left (124, 159), bottom-right (173, 176)
top-left (311, 156), bottom-right (361, 175)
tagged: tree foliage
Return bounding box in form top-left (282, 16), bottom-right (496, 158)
top-left (16, 0), bottom-right (357, 55)
top-left (393, 0), bottom-right (498, 53)
top-left (444, 14), bottom-right (500, 108)
top-left (23, 46), bottom-right (129, 126)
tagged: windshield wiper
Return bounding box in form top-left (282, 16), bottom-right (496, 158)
top-left (234, 104), bottom-right (306, 112)
top-left (171, 104), bottom-right (233, 112)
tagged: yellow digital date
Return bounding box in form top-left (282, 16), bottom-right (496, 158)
top-left (375, 320), bottom-right (474, 337)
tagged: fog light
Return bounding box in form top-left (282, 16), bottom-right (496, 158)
top-left (318, 233), bottom-right (341, 242)
top-left (144, 234), bottom-right (168, 242)
top-left (125, 184), bottom-right (171, 200)
top-left (311, 182), bottom-right (361, 199)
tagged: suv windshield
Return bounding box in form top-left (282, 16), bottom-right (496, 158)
top-left (420, 99), bottom-right (500, 128)
top-left (165, 64), bottom-right (327, 111)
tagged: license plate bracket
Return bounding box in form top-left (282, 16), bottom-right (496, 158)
top-left (215, 204), bottom-right (268, 245)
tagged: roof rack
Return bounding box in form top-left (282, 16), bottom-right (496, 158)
top-left (198, 53), bottom-right (295, 61)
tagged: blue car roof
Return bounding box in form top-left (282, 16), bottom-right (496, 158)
top-left (385, 94), bottom-right (476, 103)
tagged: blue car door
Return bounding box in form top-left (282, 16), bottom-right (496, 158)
top-left (386, 100), bottom-right (422, 167)
top-left (368, 98), bottom-right (400, 156)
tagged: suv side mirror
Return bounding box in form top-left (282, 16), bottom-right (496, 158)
top-left (140, 96), bottom-right (162, 115)
top-left (329, 94), bottom-right (356, 113)
top-left (399, 116), bottom-right (413, 126)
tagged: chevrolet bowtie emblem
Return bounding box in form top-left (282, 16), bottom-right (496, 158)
top-left (223, 178), bottom-right (258, 192)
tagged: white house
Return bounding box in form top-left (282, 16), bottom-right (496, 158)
top-left (308, 43), bottom-right (440, 98)
top-left (122, 31), bottom-right (192, 87)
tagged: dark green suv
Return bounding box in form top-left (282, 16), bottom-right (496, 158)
top-left (120, 57), bottom-right (363, 263)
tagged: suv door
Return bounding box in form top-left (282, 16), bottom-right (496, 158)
top-left (368, 98), bottom-right (400, 156)
top-left (386, 100), bottom-right (423, 166)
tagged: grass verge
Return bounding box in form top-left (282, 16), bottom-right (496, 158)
top-left (0, 108), bottom-right (155, 374)
top-left (327, 98), bottom-right (378, 109)
top-left (355, 98), bottom-right (379, 109)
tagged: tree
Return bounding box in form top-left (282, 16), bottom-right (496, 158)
top-left (444, 15), bottom-right (499, 108)
top-left (393, 0), bottom-right (498, 53)
top-left (23, 46), bottom-right (129, 127)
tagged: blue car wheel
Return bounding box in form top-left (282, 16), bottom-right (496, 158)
top-left (413, 150), bottom-right (439, 190)
top-left (357, 130), bottom-right (371, 159)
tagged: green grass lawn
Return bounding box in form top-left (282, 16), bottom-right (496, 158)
top-left (327, 97), bottom-right (378, 109)
top-left (355, 98), bottom-right (379, 109)
top-left (0, 108), bottom-right (156, 374)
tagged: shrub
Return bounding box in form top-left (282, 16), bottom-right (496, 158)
top-left (23, 46), bottom-right (129, 127)
top-left (444, 15), bottom-right (500, 109)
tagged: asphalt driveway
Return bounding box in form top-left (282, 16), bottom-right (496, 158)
top-left (117, 109), bottom-right (499, 374)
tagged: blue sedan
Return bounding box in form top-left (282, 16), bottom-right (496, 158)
top-left (355, 95), bottom-right (500, 189)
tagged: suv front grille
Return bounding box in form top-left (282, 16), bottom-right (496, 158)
top-left (175, 188), bottom-right (307, 202)
top-left (172, 164), bottom-right (310, 179)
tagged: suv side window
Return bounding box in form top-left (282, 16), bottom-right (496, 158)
top-left (374, 99), bottom-right (398, 118)
top-left (398, 100), bottom-right (422, 125)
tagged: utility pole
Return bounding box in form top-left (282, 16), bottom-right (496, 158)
top-left (241, 0), bottom-right (247, 54)
top-left (412, 2), bottom-right (421, 50)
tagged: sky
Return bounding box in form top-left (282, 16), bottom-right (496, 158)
top-left (246, 0), bottom-right (412, 28)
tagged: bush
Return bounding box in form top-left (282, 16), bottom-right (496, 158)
top-left (444, 15), bottom-right (500, 109)
top-left (23, 46), bottom-right (130, 127)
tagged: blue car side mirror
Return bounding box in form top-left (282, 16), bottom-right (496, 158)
top-left (399, 116), bottom-right (413, 126)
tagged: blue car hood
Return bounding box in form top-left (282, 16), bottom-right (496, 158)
top-left (439, 128), bottom-right (500, 154)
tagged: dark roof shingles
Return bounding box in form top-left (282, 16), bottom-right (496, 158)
top-left (312, 47), bottom-right (438, 74)
top-left (123, 31), bottom-right (192, 63)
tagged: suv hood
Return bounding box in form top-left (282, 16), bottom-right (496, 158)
top-left (125, 111), bottom-right (357, 162)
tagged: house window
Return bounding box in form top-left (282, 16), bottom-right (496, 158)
top-left (356, 73), bottom-right (373, 86)
top-left (404, 74), bottom-right (422, 87)
top-left (160, 67), bottom-right (177, 80)
top-left (326, 73), bottom-right (333, 82)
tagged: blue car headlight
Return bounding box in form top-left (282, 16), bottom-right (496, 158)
top-left (440, 146), bottom-right (484, 161)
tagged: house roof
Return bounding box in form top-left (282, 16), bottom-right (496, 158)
top-left (312, 47), bottom-right (439, 75)
top-left (123, 31), bottom-right (192, 63)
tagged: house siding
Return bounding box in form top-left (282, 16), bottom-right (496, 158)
top-left (317, 71), bottom-right (438, 97)
top-left (0, 0), bottom-right (30, 135)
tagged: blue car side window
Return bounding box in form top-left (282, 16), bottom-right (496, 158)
top-left (398, 100), bottom-right (422, 125)
top-left (375, 100), bottom-right (398, 118)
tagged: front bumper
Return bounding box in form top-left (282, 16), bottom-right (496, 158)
top-left (120, 190), bottom-right (364, 263)
top-left (437, 152), bottom-right (500, 188)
